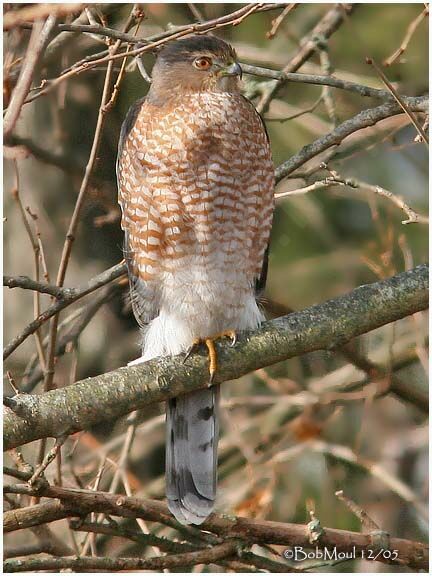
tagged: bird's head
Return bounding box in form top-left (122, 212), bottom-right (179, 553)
top-left (149, 35), bottom-right (242, 99)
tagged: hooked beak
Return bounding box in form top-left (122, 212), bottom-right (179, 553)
top-left (220, 61), bottom-right (242, 79)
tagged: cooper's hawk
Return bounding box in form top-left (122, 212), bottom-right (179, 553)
top-left (117, 35), bottom-right (274, 525)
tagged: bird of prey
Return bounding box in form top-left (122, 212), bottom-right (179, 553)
top-left (117, 35), bottom-right (274, 525)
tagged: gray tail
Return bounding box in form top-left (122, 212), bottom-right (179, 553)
top-left (166, 386), bottom-right (219, 525)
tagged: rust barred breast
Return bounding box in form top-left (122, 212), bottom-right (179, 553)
top-left (118, 91), bottom-right (274, 330)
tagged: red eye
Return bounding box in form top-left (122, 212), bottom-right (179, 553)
top-left (193, 57), bottom-right (212, 70)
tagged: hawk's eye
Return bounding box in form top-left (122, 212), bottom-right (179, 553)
top-left (193, 56), bottom-right (212, 70)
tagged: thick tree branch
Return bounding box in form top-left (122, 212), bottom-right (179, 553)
top-left (3, 484), bottom-right (428, 570)
top-left (4, 265), bottom-right (428, 452)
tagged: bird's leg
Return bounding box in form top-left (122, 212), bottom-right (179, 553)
top-left (184, 331), bottom-right (237, 383)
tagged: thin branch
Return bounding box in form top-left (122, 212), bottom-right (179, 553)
top-left (383, 6), bottom-right (429, 66)
top-left (4, 543), bottom-right (59, 559)
top-left (21, 4), bottom-right (283, 49)
top-left (265, 95), bottom-right (323, 123)
top-left (42, 39), bottom-right (119, 393)
top-left (319, 46), bottom-right (338, 127)
top-left (44, 8), bottom-right (98, 60)
top-left (366, 57), bottom-right (429, 146)
top-left (21, 284), bottom-right (122, 392)
top-left (3, 265), bottom-right (428, 451)
top-left (4, 275), bottom-right (65, 298)
top-left (257, 4), bottom-right (355, 113)
top-left (3, 541), bottom-right (241, 573)
top-left (275, 178), bottom-right (343, 199)
top-left (3, 16), bottom-right (57, 140)
top-left (3, 262), bottom-right (127, 361)
top-left (74, 520), bottom-right (201, 553)
top-left (357, 180), bottom-right (428, 225)
top-left (24, 4), bottom-right (286, 104)
top-left (242, 64), bottom-right (398, 102)
top-left (187, 4), bottom-right (205, 22)
top-left (5, 372), bottom-right (19, 396)
top-left (275, 96), bottom-right (428, 180)
top-left (275, 170), bottom-right (428, 225)
top-left (266, 3), bottom-right (297, 39)
top-left (335, 490), bottom-right (380, 531)
top-left (3, 4), bottom-right (84, 30)
top-left (11, 170), bottom-right (47, 373)
top-left (28, 436), bottom-right (68, 487)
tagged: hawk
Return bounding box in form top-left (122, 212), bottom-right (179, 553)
top-left (117, 35), bottom-right (274, 525)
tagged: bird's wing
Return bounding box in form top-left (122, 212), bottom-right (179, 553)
top-left (240, 94), bottom-right (274, 297)
top-left (116, 97), bottom-right (160, 327)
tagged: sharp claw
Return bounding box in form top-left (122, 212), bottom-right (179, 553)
top-left (183, 340), bottom-right (200, 364)
top-left (230, 334), bottom-right (237, 347)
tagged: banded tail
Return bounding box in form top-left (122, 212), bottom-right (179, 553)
top-left (166, 386), bottom-right (219, 525)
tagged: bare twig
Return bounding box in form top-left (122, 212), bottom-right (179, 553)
top-left (188, 4), bottom-right (205, 22)
top-left (257, 4), bottom-right (355, 113)
top-left (275, 177), bottom-right (344, 199)
top-left (11, 171), bottom-right (46, 372)
top-left (21, 284), bottom-right (122, 392)
top-left (43, 53), bottom-right (115, 392)
top-left (335, 490), bottom-right (380, 531)
top-left (265, 95), bottom-right (323, 123)
top-left (4, 16), bottom-right (57, 140)
top-left (6, 372), bottom-right (19, 396)
top-left (24, 4), bottom-right (285, 104)
top-left (4, 275), bottom-right (65, 298)
top-left (358, 181), bottom-right (428, 225)
top-left (28, 436), bottom-right (68, 487)
top-left (3, 4), bottom-right (83, 30)
top-left (383, 6), bottom-right (429, 66)
top-left (3, 261), bottom-right (127, 361)
top-left (366, 57), bottom-right (429, 146)
top-left (41, 6), bottom-right (140, 394)
top-left (242, 63), bottom-right (403, 102)
top-left (279, 165), bottom-right (428, 225)
top-left (275, 96), bottom-right (428, 180)
top-left (266, 3), bottom-right (297, 39)
top-left (319, 47), bottom-right (338, 127)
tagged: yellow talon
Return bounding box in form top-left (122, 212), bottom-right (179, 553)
top-left (183, 331), bottom-right (238, 382)
top-left (219, 330), bottom-right (237, 347)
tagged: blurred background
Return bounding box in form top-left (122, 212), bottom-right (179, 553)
top-left (4, 3), bottom-right (428, 572)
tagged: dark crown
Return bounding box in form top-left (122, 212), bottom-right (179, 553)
top-left (158, 35), bottom-right (236, 64)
